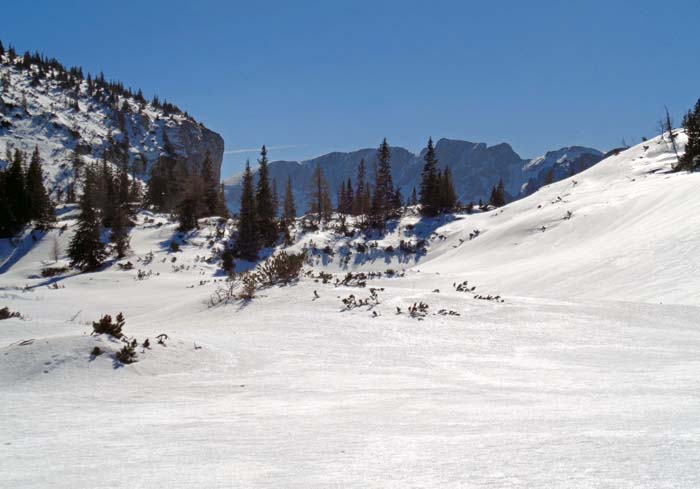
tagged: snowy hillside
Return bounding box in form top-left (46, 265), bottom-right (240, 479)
top-left (224, 139), bottom-right (603, 214)
top-left (1, 133), bottom-right (700, 488)
top-left (0, 52), bottom-right (224, 198)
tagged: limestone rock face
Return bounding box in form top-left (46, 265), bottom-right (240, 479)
top-left (0, 53), bottom-right (225, 199)
top-left (167, 121), bottom-right (225, 183)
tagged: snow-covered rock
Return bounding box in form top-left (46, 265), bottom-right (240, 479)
top-left (0, 53), bottom-right (224, 197)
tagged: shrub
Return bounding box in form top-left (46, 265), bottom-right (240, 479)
top-left (239, 272), bottom-right (257, 300)
top-left (115, 343), bottom-right (137, 364)
top-left (0, 307), bottom-right (21, 320)
top-left (41, 266), bottom-right (69, 277)
top-left (255, 251), bottom-right (306, 287)
top-left (169, 241), bottom-right (180, 252)
top-left (90, 346), bottom-right (102, 357)
top-left (92, 313), bottom-right (126, 338)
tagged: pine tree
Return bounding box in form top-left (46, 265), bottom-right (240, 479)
top-left (221, 247), bottom-right (235, 277)
top-left (68, 169), bottom-right (107, 271)
top-left (4, 149), bottom-right (29, 234)
top-left (489, 179), bottom-right (506, 208)
top-left (410, 187), bottom-right (418, 206)
top-left (255, 146), bottom-right (277, 246)
top-left (25, 146), bottom-right (54, 227)
top-left (373, 138), bottom-right (395, 222)
top-left (310, 164), bottom-right (332, 223)
top-left (111, 206), bottom-right (131, 258)
top-left (680, 99), bottom-right (700, 171)
top-left (176, 173), bottom-right (205, 231)
top-left (419, 137), bottom-right (440, 216)
top-left (439, 166), bottom-right (458, 212)
top-left (283, 176), bottom-right (296, 224)
top-left (0, 170), bottom-right (13, 237)
top-left (337, 180), bottom-right (346, 213)
top-left (235, 161), bottom-right (259, 261)
top-left (344, 177), bottom-right (354, 214)
top-left (353, 158), bottom-right (369, 216)
top-left (271, 178), bottom-right (279, 218)
top-left (215, 184), bottom-right (230, 218)
top-left (200, 151), bottom-right (219, 216)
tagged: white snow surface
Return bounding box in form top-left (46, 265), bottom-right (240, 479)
top-left (1, 134), bottom-right (700, 488)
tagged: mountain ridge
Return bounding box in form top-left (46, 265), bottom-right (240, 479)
top-left (224, 138), bottom-right (603, 214)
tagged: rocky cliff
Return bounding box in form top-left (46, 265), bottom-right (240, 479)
top-left (0, 50), bottom-right (224, 195)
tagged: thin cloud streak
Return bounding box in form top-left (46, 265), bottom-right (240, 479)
top-left (224, 144), bottom-right (307, 155)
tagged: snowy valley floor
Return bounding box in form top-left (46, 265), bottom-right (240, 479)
top-left (1, 275), bottom-right (699, 488)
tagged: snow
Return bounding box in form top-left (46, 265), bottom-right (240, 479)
top-left (0, 55), bottom-right (211, 198)
top-left (1, 133), bottom-right (700, 487)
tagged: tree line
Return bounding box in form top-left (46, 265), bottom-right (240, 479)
top-left (233, 138), bottom-right (469, 262)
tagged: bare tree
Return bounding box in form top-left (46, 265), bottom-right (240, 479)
top-left (50, 236), bottom-right (61, 263)
top-left (663, 106), bottom-right (680, 164)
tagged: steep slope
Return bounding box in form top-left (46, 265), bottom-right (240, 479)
top-left (414, 133), bottom-right (698, 304)
top-left (224, 139), bottom-right (602, 214)
top-left (0, 51), bottom-right (224, 197)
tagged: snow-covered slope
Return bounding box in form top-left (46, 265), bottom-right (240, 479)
top-left (224, 139), bottom-right (603, 214)
top-left (0, 53), bottom-right (224, 196)
top-left (1, 132), bottom-right (699, 488)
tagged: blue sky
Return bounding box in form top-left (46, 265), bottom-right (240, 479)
top-left (3, 0), bottom-right (699, 177)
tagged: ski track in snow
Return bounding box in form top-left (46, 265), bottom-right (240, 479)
top-left (1, 134), bottom-right (700, 488)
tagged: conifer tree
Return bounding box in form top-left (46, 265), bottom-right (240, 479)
top-left (337, 180), bottom-right (346, 213)
top-left (420, 137), bottom-right (441, 216)
top-left (310, 164), bottom-right (332, 223)
top-left (271, 178), bottom-right (279, 218)
top-left (680, 99), bottom-right (700, 171)
top-left (344, 177), bottom-right (354, 214)
top-left (215, 183), bottom-right (230, 218)
top-left (255, 146), bottom-right (277, 246)
top-left (4, 149), bottom-right (29, 233)
top-left (110, 206), bottom-right (130, 258)
top-left (489, 179), bottom-right (506, 208)
top-left (283, 176), bottom-right (296, 224)
top-left (221, 247), bottom-right (235, 277)
top-left (410, 187), bottom-right (418, 206)
top-left (373, 138), bottom-right (395, 222)
top-left (235, 161), bottom-right (259, 261)
top-left (439, 166), bottom-right (458, 212)
top-left (353, 158), bottom-right (369, 216)
top-left (0, 170), bottom-right (13, 237)
top-left (25, 146), bottom-right (54, 227)
top-left (68, 168), bottom-right (107, 271)
top-left (176, 173), bottom-right (205, 231)
top-left (200, 151), bottom-right (219, 216)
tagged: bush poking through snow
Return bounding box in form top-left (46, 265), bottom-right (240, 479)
top-left (0, 307), bottom-right (21, 320)
top-left (92, 313), bottom-right (126, 339)
top-left (408, 302), bottom-right (429, 319)
top-left (239, 273), bottom-right (257, 300)
top-left (254, 251), bottom-right (306, 287)
top-left (90, 346), bottom-right (102, 357)
top-left (41, 266), bottom-right (70, 277)
top-left (115, 343), bottom-right (137, 364)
